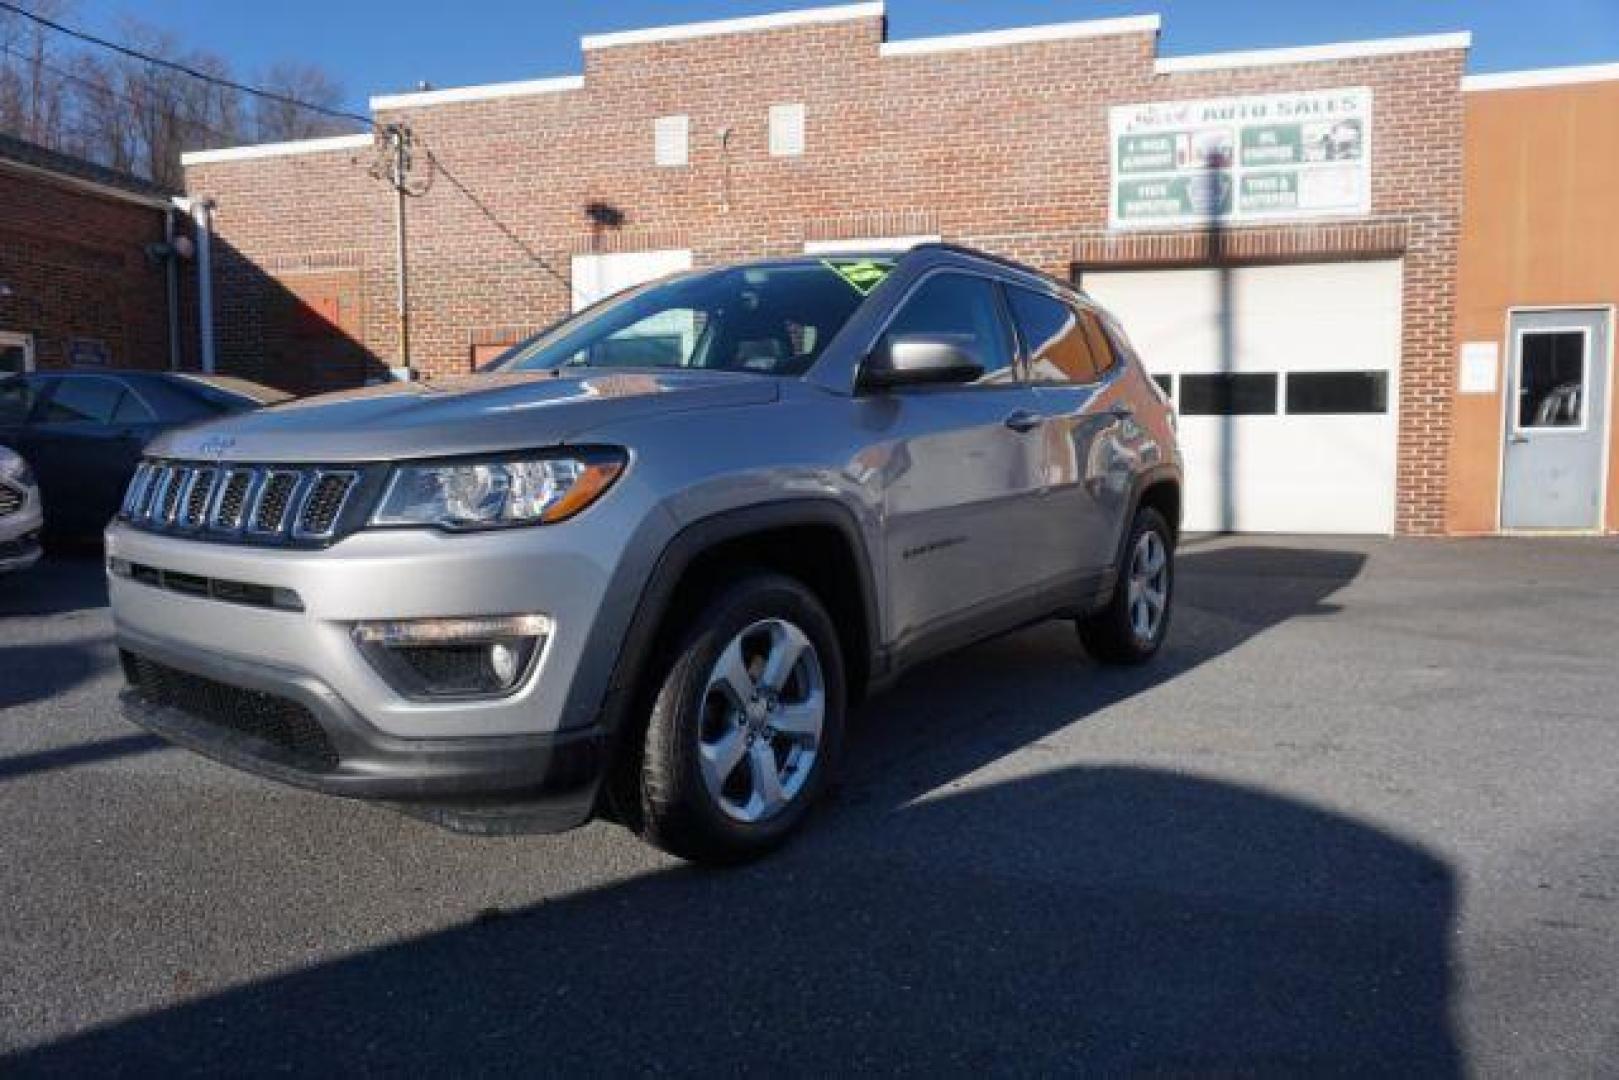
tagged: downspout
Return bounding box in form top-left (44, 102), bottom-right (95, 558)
top-left (163, 203), bottom-right (180, 371)
top-left (194, 197), bottom-right (216, 375)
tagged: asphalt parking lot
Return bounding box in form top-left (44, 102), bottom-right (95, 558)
top-left (2, 536), bottom-right (1617, 1075)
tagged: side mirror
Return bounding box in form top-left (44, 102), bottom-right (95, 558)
top-left (860, 333), bottom-right (985, 390)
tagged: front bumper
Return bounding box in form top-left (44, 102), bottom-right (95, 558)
top-left (0, 497), bottom-right (43, 573)
top-left (119, 627), bottom-right (608, 833)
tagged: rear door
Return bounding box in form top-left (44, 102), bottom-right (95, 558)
top-left (1005, 286), bottom-right (1138, 577)
top-left (868, 271), bottom-right (1050, 649)
top-left (28, 375), bottom-right (138, 535)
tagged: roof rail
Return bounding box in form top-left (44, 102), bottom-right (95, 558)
top-left (910, 242), bottom-right (1079, 294)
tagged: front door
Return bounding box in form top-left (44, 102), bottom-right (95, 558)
top-left (1502, 309), bottom-right (1611, 530)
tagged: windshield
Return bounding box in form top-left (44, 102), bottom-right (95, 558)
top-left (491, 260), bottom-right (895, 376)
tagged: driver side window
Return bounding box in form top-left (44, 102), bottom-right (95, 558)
top-left (884, 273), bottom-right (1017, 386)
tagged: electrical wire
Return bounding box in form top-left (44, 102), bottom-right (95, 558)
top-left (0, 0), bottom-right (372, 127)
top-left (0, 39), bottom-right (248, 154)
top-left (416, 140), bottom-right (575, 296)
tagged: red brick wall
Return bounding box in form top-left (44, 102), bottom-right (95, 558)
top-left (0, 166), bottom-right (188, 372)
top-left (185, 12), bottom-right (1466, 533)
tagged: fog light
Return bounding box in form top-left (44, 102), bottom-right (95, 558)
top-left (353, 615), bottom-right (551, 700)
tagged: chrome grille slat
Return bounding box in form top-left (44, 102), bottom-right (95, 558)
top-left (293, 471), bottom-right (359, 539)
top-left (182, 467), bottom-right (219, 527)
top-left (0, 482), bottom-right (22, 518)
top-left (210, 468), bottom-right (258, 531)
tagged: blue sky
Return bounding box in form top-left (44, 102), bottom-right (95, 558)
top-left (79, 0), bottom-right (1619, 114)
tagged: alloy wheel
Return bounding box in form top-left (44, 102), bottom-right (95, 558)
top-left (697, 618), bottom-right (825, 823)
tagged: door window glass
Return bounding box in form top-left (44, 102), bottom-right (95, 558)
top-left (112, 391), bottom-right (155, 423)
top-left (1518, 330), bottom-right (1586, 429)
top-left (41, 377), bottom-right (124, 424)
top-left (884, 273), bottom-right (1016, 384)
top-left (1005, 286), bottom-right (1098, 384)
top-left (1286, 371), bottom-right (1389, 415)
top-left (1179, 373), bottom-right (1278, 416)
top-left (0, 377), bottom-right (39, 423)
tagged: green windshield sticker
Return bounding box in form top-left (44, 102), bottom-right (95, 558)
top-left (821, 259), bottom-right (893, 296)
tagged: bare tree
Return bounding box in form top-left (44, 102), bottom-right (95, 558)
top-left (0, 4), bottom-right (349, 186)
top-left (253, 60), bottom-right (351, 142)
top-left (0, 0), bottom-right (74, 148)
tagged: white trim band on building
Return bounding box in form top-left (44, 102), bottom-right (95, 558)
top-left (879, 15), bottom-right (1161, 57)
top-left (582, 1), bottom-right (883, 50)
top-left (180, 132), bottom-right (375, 167)
top-left (1155, 31), bottom-right (1472, 74)
top-left (371, 75), bottom-right (585, 111)
top-left (1462, 61), bottom-right (1619, 92)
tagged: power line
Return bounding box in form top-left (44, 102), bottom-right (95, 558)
top-left (416, 140), bottom-right (575, 297)
top-left (0, 0), bottom-right (372, 128)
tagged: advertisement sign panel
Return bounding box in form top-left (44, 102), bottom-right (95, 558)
top-left (1109, 88), bottom-right (1372, 229)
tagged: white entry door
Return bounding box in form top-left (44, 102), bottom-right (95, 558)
top-left (1084, 260), bottom-right (1403, 534)
top-left (570, 249), bottom-right (692, 312)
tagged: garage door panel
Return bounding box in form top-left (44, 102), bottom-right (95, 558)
top-left (1086, 260), bottom-right (1402, 534)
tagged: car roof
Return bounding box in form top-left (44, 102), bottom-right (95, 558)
top-left (718, 243), bottom-right (1083, 302)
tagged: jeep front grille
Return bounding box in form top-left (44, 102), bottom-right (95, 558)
top-left (121, 461), bottom-right (364, 546)
top-left (0, 482), bottom-right (22, 518)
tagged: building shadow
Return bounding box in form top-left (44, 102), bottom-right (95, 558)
top-left (207, 233), bottom-right (392, 396)
top-left (10, 543), bottom-right (1455, 1074)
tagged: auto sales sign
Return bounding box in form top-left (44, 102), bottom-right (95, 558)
top-left (1109, 88), bottom-right (1372, 229)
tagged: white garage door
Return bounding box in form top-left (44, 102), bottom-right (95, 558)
top-left (1084, 260), bottom-right (1403, 534)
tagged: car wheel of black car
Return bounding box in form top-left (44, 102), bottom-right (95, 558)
top-left (639, 572), bottom-right (845, 863)
top-left (1079, 506), bottom-right (1174, 665)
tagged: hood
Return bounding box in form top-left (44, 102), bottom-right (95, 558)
top-left (150, 369), bottom-right (780, 463)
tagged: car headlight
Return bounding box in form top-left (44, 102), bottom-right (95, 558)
top-left (371, 451), bottom-right (626, 530)
top-left (0, 450), bottom-right (31, 487)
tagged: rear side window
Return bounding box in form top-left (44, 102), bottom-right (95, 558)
top-left (884, 273), bottom-right (1016, 385)
top-left (41, 377), bottom-right (124, 424)
top-left (1005, 287), bottom-right (1099, 384)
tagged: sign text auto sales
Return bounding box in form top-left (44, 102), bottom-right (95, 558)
top-left (1109, 88), bottom-right (1373, 229)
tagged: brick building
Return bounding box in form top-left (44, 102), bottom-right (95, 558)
top-left (0, 133), bottom-right (190, 376)
top-left (178, 3), bottom-right (1615, 537)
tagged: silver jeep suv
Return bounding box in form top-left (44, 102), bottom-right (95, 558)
top-left (108, 244), bottom-right (1181, 862)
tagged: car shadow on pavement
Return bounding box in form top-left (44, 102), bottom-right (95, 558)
top-left (0, 642), bottom-right (108, 711)
top-left (10, 544), bottom-right (1462, 1075)
top-left (0, 554), bottom-right (108, 619)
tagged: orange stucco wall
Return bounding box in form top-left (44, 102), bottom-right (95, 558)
top-left (1450, 77), bottom-right (1619, 533)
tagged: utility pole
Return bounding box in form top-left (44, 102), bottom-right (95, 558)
top-left (386, 124), bottom-right (413, 380)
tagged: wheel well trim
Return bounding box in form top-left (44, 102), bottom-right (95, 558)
top-left (595, 498), bottom-right (882, 739)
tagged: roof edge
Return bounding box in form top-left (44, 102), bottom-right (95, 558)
top-left (181, 132), bottom-right (374, 167)
top-left (1462, 61), bottom-right (1619, 92)
top-left (372, 75), bottom-right (584, 111)
top-left (1156, 31), bottom-right (1472, 74)
top-left (879, 14), bottom-right (1161, 57)
top-left (582, 1), bottom-right (884, 50)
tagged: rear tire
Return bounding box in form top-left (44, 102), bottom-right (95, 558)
top-left (1079, 506), bottom-right (1174, 665)
top-left (638, 572), bottom-right (845, 863)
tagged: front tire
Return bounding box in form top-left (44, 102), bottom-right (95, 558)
top-left (638, 572), bottom-right (845, 863)
top-left (1079, 506), bottom-right (1174, 665)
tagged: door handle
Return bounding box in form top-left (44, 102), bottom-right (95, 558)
top-left (1509, 434), bottom-right (1530, 445)
top-left (1003, 409), bottom-right (1043, 433)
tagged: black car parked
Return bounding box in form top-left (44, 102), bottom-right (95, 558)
top-left (0, 370), bottom-right (290, 542)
